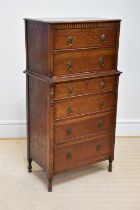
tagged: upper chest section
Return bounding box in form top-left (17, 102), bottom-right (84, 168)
top-left (51, 20), bottom-right (120, 50)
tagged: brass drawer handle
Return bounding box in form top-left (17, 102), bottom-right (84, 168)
top-left (67, 36), bottom-right (74, 46)
top-left (100, 81), bottom-right (105, 89)
top-left (66, 152), bottom-right (72, 160)
top-left (67, 86), bottom-right (73, 94)
top-left (66, 61), bottom-right (72, 72)
top-left (67, 105), bottom-right (73, 113)
top-left (96, 144), bottom-right (102, 151)
top-left (67, 127), bottom-right (72, 136)
top-left (101, 34), bottom-right (107, 41)
top-left (99, 100), bottom-right (105, 109)
top-left (98, 120), bottom-right (103, 128)
top-left (99, 57), bottom-right (104, 66)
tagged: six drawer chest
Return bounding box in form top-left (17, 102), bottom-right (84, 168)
top-left (24, 17), bottom-right (122, 192)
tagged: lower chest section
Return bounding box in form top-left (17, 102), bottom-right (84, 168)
top-left (53, 74), bottom-right (118, 173)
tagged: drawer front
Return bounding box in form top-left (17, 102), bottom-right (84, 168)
top-left (55, 76), bottom-right (117, 99)
top-left (55, 111), bottom-right (115, 144)
top-left (53, 48), bottom-right (116, 76)
top-left (55, 92), bottom-right (117, 120)
top-left (53, 27), bottom-right (118, 49)
top-left (54, 133), bottom-right (112, 172)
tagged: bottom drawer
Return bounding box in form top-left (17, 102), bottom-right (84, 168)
top-left (54, 133), bottom-right (113, 172)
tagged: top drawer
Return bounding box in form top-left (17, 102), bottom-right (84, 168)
top-left (53, 27), bottom-right (118, 50)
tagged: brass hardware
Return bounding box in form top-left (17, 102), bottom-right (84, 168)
top-left (67, 105), bottom-right (73, 113)
top-left (66, 61), bottom-right (72, 72)
top-left (100, 81), bottom-right (105, 89)
top-left (101, 34), bottom-right (107, 41)
top-left (99, 57), bottom-right (104, 66)
top-left (98, 120), bottom-right (103, 128)
top-left (67, 127), bottom-right (72, 136)
top-left (67, 86), bottom-right (73, 94)
top-left (66, 152), bottom-right (72, 160)
top-left (99, 100), bottom-right (105, 109)
top-left (96, 144), bottom-right (102, 151)
top-left (67, 36), bottom-right (74, 46)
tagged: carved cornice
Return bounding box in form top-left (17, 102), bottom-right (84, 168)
top-left (53, 22), bottom-right (119, 30)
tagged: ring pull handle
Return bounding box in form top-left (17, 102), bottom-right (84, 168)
top-left (99, 57), bottom-right (104, 66)
top-left (99, 100), bottom-right (105, 109)
top-left (67, 127), bottom-right (72, 136)
top-left (100, 81), bottom-right (105, 89)
top-left (67, 86), bottom-right (73, 94)
top-left (67, 36), bottom-right (74, 46)
top-left (101, 34), bottom-right (107, 42)
top-left (98, 120), bottom-right (103, 128)
top-left (67, 105), bottom-right (73, 113)
top-left (66, 152), bottom-right (72, 160)
top-left (96, 144), bottom-right (102, 151)
top-left (66, 61), bottom-right (72, 72)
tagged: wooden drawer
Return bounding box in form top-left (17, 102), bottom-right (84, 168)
top-left (55, 75), bottom-right (117, 99)
top-left (55, 111), bottom-right (115, 144)
top-left (55, 92), bottom-right (117, 120)
top-left (53, 48), bottom-right (116, 76)
top-left (53, 27), bottom-right (118, 50)
top-left (54, 133), bottom-right (112, 172)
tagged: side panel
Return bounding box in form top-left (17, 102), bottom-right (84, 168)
top-left (111, 75), bottom-right (120, 160)
top-left (25, 20), bottom-right (50, 76)
top-left (29, 76), bottom-right (48, 170)
top-left (25, 20), bottom-right (54, 175)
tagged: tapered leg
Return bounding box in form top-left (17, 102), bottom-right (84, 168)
top-left (48, 180), bottom-right (52, 192)
top-left (108, 157), bottom-right (113, 172)
top-left (28, 159), bottom-right (32, 173)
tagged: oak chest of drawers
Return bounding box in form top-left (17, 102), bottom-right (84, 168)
top-left (24, 17), bottom-right (121, 192)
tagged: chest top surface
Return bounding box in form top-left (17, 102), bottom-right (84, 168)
top-left (24, 17), bottom-right (121, 23)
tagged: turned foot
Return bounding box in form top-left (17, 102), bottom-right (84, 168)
top-left (28, 159), bottom-right (32, 173)
top-left (48, 180), bottom-right (52, 192)
top-left (108, 157), bottom-right (113, 172)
